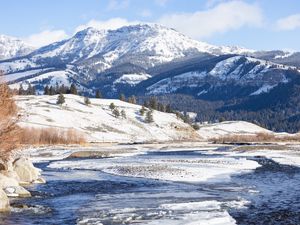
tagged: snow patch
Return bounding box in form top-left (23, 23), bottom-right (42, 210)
top-left (114, 73), bottom-right (151, 85)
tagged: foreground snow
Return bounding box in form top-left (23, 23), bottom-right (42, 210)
top-left (16, 95), bottom-right (199, 143)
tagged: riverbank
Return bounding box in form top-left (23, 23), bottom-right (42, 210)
top-left (0, 157), bottom-right (45, 212)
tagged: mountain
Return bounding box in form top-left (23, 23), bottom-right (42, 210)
top-left (136, 55), bottom-right (297, 99)
top-left (1, 23), bottom-right (300, 132)
top-left (1, 24), bottom-right (254, 92)
top-left (249, 50), bottom-right (300, 67)
top-left (0, 35), bottom-right (34, 60)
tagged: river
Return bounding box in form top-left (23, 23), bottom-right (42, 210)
top-left (0, 145), bottom-right (299, 225)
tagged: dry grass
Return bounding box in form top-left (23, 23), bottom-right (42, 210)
top-left (19, 127), bottom-right (86, 145)
top-left (0, 75), bottom-right (20, 161)
top-left (211, 132), bottom-right (300, 144)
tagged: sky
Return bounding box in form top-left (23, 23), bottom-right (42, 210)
top-left (1, 0), bottom-right (300, 51)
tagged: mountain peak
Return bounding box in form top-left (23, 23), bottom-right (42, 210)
top-left (0, 34), bottom-right (34, 60)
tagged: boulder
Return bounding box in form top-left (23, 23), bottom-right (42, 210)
top-left (0, 189), bottom-right (10, 212)
top-left (34, 177), bottom-right (46, 184)
top-left (0, 174), bottom-right (19, 189)
top-left (1, 170), bottom-right (20, 182)
top-left (4, 186), bottom-right (31, 198)
top-left (13, 158), bottom-right (40, 184)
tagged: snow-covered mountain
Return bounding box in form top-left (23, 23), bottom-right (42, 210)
top-left (0, 24), bottom-right (253, 82)
top-left (142, 55), bottom-right (296, 98)
top-left (0, 35), bottom-right (34, 60)
top-left (1, 23), bottom-right (300, 132)
top-left (0, 23), bottom-right (299, 101)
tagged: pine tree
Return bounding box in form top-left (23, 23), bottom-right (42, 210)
top-left (27, 84), bottom-right (36, 95)
top-left (157, 103), bottom-right (166, 112)
top-left (84, 96), bottom-right (91, 105)
top-left (128, 95), bottom-right (137, 104)
top-left (219, 117), bottom-right (226, 122)
top-left (70, 84), bottom-right (78, 95)
top-left (55, 83), bottom-right (59, 94)
top-left (58, 84), bottom-right (67, 94)
top-left (112, 108), bottom-right (120, 118)
top-left (95, 90), bottom-right (102, 98)
top-left (120, 93), bottom-right (126, 101)
top-left (149, 96), bottom-right (158, 110)
top-left (145, 110), bottom-right (154, 123)
top-left (139, 106), bottom-right (146, 116)
top-left (56, 93), bottom-right (65, 105)
top-left (183, 112), bottom-right (192, 124)
top-left (18, 84), bottom-right (25, 95)
top-left (44, 85), bottom-right (50, 95)
top-left (166, 104), bottom-right (172, 113)
top-left (109, 102), bottom-right (116, 110)
top-left (143, 100), bottom-right (149, 108)
top-left (49, 86), bottom-right (55, 95)
top-left (32, 85), bottom-right (36, 95)
top-left (121, 109), bottom-right (126, 119)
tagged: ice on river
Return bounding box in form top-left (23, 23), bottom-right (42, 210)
top-left (48, 149), bottom-right (260, 183)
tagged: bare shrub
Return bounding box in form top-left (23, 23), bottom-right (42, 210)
top-left (19, 127), bottom-right (86, 145)
top-left (210, 132), bottom-right (300, 144)
top-left (0, 75), bottom-right (21, 161)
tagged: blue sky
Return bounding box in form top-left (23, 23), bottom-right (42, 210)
top-left (1, 0), bottom-right (300, 51)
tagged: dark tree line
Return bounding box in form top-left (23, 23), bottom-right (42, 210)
top-left (143, 96), bottom-right (172, 113)
top-left (119, 93), bottom-right (137, 104)
top-left (44, 83), bottom-right (78, 95)
top-left (18, 84), bottom-right (36, 95)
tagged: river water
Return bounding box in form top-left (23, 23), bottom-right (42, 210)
top-left (0, 146), bottom-right (299, 225)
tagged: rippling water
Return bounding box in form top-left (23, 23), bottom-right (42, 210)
top-left (0, 147), bottom-right (299, 225)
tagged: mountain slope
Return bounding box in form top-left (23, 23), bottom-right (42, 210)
top-left (16, 94), bottom-right (199, 143)
top-left (0, 35), bottom-right (34, 60)
top-left (135, 55), bottom-right (298, 100)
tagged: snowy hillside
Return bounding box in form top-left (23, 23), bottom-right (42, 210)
top-left (197, 121), bottom-right (272, 140)
top-left (0, 35), bottom-right (34, 60)
top-left (16, 95), bottom-right (199, 143)
top-left (145, 55), bottom-right (296, 97)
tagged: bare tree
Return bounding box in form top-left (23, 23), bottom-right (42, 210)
top-left (0, 74), bottom-right (20, 161)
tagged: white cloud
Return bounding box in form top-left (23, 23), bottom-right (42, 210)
top-left (24, 30), bottom-right (69, 47)
top-left (155, 0), bottom-right (168, 6)
top-left (158, 0), bottom-right (263, 39)
top-left (206, 0), bottom-right (229, 7)
top-left (107, 0), bottom-right (130, 11)
top-left (75, 18), bottom-right (140, 33)
top-left (276, 14), bottom-right (300, 31)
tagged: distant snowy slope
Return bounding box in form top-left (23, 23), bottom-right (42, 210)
top-left (197, 121), bottom-right (272, 140)
top-left (143, 55), bottom-right (296, 98)
top-left (0, 35), bottom-right (34, 60)
top-left (16, 95), bottom-right (199, 143)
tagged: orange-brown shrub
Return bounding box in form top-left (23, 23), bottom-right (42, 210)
top-left (210, 132), bottom-right (300, 143)
top-left (19, 127), bottom-right (86, 145)
top-left (0, 74), bottom-right (21, 161)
